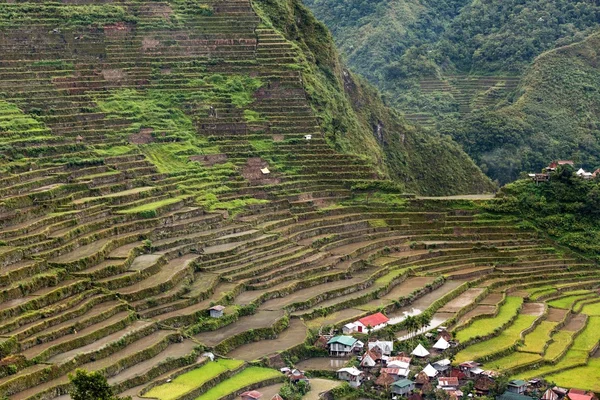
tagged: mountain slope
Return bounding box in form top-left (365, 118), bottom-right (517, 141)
top-left (252, 0), bottom-right (494, 195)
top-left (444, 31), bottom-right (600, 182)
top-left (302, 0), bottom-right (600, 183)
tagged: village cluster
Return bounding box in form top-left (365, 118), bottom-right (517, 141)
top-left (529, 160), bottom-right (600, 182)
top-left (240, 312), bottom-right (599, 400)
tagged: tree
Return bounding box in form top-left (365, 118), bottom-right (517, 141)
top-left (69, 370), bottom-right (131, 400)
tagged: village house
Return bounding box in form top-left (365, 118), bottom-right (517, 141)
top-left (337, 367), bottom-right (364, 388)
top-left (542, 389), bottom-right (560, 400)
top-left (411, 343), bottom-right (430, 358)
top-left (391, 379), bottom-right (415, 396)
top-left (459, 361), bottom-right (480, 378)
top-left (368, 340), bottom-right (394, 356)
top-left (433, 359), bottom-right (451, 374)
top-left (241, 391), bottom-right (263, 400)
top-left (327, 335), bottom-right (361, 357)
top-left (375, 371), bottom-right (396, 390)
top-left (286, 369), bottom-right (309, 384)
top-left (209, 305), bottom-right (225, 318)
top-left (567, 389), bottom-right (597, 400)
top-left (381, 367), bottom-right (410, 380)
top-left (433, 337), bottom-right (450, 351)
top-left (547, 160), bottom-right (574, 171)
top-left (438, 376), bottom-right (459, 390)
top-left (414, 371), bottom-right (430, 388)
top-left (474, 376), bottom-right (495, 396)
top-left (353, 312), bottom-right (390, 333)
top-left (360, 349), bottom-right (381, 369)
top-left (422, 364), bottom-right (438, 379)
top-left (506, 380), bottom-right (528, 395)
top-left (342, 323), bottom-right (357, 335)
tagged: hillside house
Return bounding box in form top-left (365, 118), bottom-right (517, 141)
top-left (241, 391), bottom-right (263, 400)
top-left (343, 323), bottom-right (357, 334)
top-left (547, 160), bottom-right (574, 171)
top-left (209, 305), bottom-right (225, 318)
top-left (567, 389), bottom-right (597, 400)
top-left (422, 364), bottom-right (438, 378)
top-left (360, 350), bottom-right (381, 369)
top-left (438, 377), bottom-right (459, 390)
top-left (411, 343), bottom-right (430, 358)
top-left (375, 372), bottom-right (396, 389)
top-left (542, 389), bottom-right (560, 400)
top-left (337, 367), bottom-right (363, 388)
top-left (391, 379), bottom-right (415, 396)
top-left (577, 168), bottom-right (593, 179)
top-left (433, 337), bottom-right (450, 351)
top-left (368, 340), bottom-right (394, 356)
top-left (381, 367), bottom-right (410, 380)
top-left (327, 335), bottom-right (361, 356)
top-left (475, 376), bottom-right (495, 395)
top-left (507, 380), bottom-right (528, 394)
top-left (459, 361), bottom-right (480, 378)
top-left (354, 312), bottom-right (390, 333)
top-left (433, 359), bottom-right (451, 374)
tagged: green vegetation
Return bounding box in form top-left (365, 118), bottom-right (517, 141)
top-left (145, 359), bottom-right (244, 400)
top-left (521, 321), bottom-right (558, 354)
top-left (454, 296), bottom-right (522, 343)
top-left (194, 367), bottom-right (281, 400)
top-left (546, 357), bottom-right (600, 392)
top-left (252, 0), bottom-right (494, 195)
top-left (548, 292), bottom-right (593, 309)
top-left (69, 370), bottom-right (131, 400)
top-left (544, 331), bottom-right (575, 361)
top-left (0, 101), bottom-right (51, 142)
top-left (455, 313), bottom-right (537, 363)
top-left (484, 352), bottom-right (541, 372)
top-left (580, 302), bottom-right (600, 316)
top-left (486, 169), bottom-right (600, 259)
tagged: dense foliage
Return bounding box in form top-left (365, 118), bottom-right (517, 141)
top-left (302, 0), bottom-right (600, 184)
top-left (69, 370), bottom-right (131, 400)
top-left (252, 0), bottom-right (495, 195)
top-left (486, 166), bottom-right (600, 259)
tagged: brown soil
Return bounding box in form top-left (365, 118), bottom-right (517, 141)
top-left (381, 277), bottom-right (437, 301)
top-left (102, 69), bottom-right (126, 82)
top-left (226, 319), bottom-right (307, 360)
top-left (562, 313), bottom-right (587, 332)
top-left (480, 292), bottom-right (503, 305)
top-left (456, 305), bottom-right (496, 326)
top-left (189, 153), bottom-right (228, 166)
top-left (195, 310), bottom-right (285, 347)
top-left (547, 307), bottom-right (569, 322)
top-left (296, 357), bottom-right (349, 371)
top-left (522, 302), bottom-right (545, 316)
top-left (439, 288), bottom-right (485, 313)
top-left (129, 128), bottom-right (155, 144)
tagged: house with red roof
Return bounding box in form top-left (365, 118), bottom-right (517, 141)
top-left (354, 312), bottom-right (389, 333)
top-left (547, 160), bottom-right (574, 171)
top-left (241, 391), bottom-right (263, 400)
top-left (567, 389), bottom-right (597, 400)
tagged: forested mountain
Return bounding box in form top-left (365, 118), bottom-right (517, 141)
top-left (302, 0), bottom-right (600, 183)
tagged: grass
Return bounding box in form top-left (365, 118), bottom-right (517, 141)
top-left (194, 366), bottom-right (281, 400)
top-left (571, 316), bottom-right (600, 352)
top-left (545, 357), bottom-right (600, 392)
top-left (145, 359), bottom-right (244, 400)
top-left (547, 291), bottom-right (594, 309)
top-left (529, 286), bottom-right (557, 300)
top-left (483, 351), bottom-right (541, 372)
top-left (455, 313), bottom-right (537, 363)
top-left (544, 331), bottom-right (575, 361)
top-left (520, 320), bottom-right (559, 354)
top-left (94, 145), bottom-right (135, 157)
top-left (117, 196), bottom-right (187, 215)
top-left (517, 316), bottom-right (600, 380)
top-left (580, 301), bottom-right (600, 316)
top-left (454, 296), bottom-right (523, 343)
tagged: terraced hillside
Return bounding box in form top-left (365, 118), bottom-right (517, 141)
top-left (0, 0), bottom-right (597, 399)
top-left (404, 76), bottom-right (520, 128)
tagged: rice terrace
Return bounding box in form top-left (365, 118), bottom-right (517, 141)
top-left (0, 0), bottom-right (599, 399)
